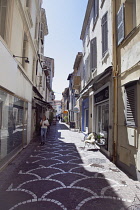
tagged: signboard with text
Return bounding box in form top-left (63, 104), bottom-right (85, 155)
top-left (94, 87), bottom-right (109, 104)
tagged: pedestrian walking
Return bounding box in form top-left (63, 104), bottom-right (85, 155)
top-left (40, 115), bottom-right (49, 145)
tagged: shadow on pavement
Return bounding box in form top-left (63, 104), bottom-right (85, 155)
top-left (0, 121), bottom-right (134, 210)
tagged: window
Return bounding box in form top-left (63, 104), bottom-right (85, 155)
top-left (40, 22), bottom-right (44, 44)
top-left (125, 0), bottom-right (136, 36)
top-left (0, 0), bottom-right (13, 44)
top-left (83, 39), bottom-right (86, 55)
top-left (117, 0), bottom-right (136, 45)
top-left (93, 0), bottom-right (99, 26)
top-left (26, 0), bottom-right (31, 8)
top-left (117, 4), bottom-right (125, 45)
top-left (101, 12), bottom-right (108, 57)
top-left (125, 83), bottom-right (137, 127)
top-left (22, 33), bottom-right (28, 69)
top-left (90, 37), bottom-right (97, 72)
top-left (87, 19), bottom-right (90, 45)
top-left (0, 0), bottom-right (7, 39)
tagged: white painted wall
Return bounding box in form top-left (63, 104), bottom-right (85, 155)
top-left (0, 40), bottom-right (32, 102)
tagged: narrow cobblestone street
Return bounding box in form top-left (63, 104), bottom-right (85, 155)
top-left (0, 122), bottom-right (140, 210)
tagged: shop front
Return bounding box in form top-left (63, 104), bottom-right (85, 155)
top-left (0, 88), bottom-right (28, 167)
top-left (94, 86), bottom-right (109, 150)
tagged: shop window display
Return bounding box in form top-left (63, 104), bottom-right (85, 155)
top-left (0, 89), bottom-right (27, 163)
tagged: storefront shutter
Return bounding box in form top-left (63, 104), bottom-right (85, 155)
top-left (126, 85), bottom-right (136, 126)
top-left (117, 4), bottom-right (125, 45)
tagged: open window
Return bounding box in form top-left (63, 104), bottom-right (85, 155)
top-left (125, 0), bottom-right (136, 36)
top-left (117, 0), bottom-right (136, 45)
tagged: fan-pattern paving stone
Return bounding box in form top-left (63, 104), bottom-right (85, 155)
top-left (0, 122), bottom-right (139, 210)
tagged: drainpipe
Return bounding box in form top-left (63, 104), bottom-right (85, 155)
top-left (112, 0), bottom-right (118, 163)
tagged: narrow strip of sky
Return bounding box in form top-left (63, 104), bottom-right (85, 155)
top-left (42, 0), bottom-right (88, 100)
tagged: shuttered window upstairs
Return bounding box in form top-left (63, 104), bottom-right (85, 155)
top-left (93, 0), bottom-right (99, 26)
top-left (90, 37), bottom-right (97, 72)
top-left (125, 84), bottom-right (137, 127)
top-left (0, 0), bottom-right (7, 39)
top-left (117, 4), bottom-right (125, 45)
top-left (0, 0), bottom-right (13, 44)
top-left (101, 12), bottom-right (108, 57)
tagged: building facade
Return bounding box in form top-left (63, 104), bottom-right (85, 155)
top-left (114, 0), bottom-right (140, 180)
top-left (79, 0), bottom-right (114, 157)
top-left (0, 0), bottom-right (53, 169)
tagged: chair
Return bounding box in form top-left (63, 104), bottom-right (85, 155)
top-left (84, 132), bottom-right (99, 149)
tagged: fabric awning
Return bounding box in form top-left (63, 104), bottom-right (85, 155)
top-left (34, 97), bottom-right (53, 109)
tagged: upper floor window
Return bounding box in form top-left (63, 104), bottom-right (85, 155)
top-left (0, 0), bottom-right (7, 40)
top-left (90, 37), bottom-right (97, 72)
top-left (101, 12), bottom-right (108, 57)
top-left (26, 0), bottom-right (31, 8)
top-left (87, 19), bottom-right (90, 45)
top-left (22, 33), bottom-right (28, 69)
top-left (0, 0), bottom-right (13, 44)
top-left (117, 0), bottom-right (136, 45)
top-left (93, 0), bottom-right (99, 27)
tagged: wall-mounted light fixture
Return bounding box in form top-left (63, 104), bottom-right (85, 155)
top-left (13, 55), bottom-right (29, 63)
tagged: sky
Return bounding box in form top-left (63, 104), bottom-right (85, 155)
top-left (42, 0), bottom-right (88, 100)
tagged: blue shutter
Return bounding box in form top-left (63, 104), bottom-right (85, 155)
top-left (117, 4), bottom-right (125, 45)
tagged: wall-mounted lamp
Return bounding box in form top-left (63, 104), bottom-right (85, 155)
top-left (13, 55), bottom-right (29, 63)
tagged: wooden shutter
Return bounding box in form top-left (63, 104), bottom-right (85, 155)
top-left (126, 85), bottom-right (136, 126)
top-left (90, 37), bottom-right (97, 71)
top-left (0, 0), bottom-right (7, 39)
top-left (117, 4), bottom-right (124, 45)
top-left (102, 13), bottom-right (108, 56)
top-left (93, 0), bottom-right (99, 24)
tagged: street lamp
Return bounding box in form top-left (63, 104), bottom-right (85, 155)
top-left (13, 55), bottom-right (29, 63)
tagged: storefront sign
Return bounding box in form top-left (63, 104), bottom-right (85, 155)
top-left (94, 87), bottom-right (109, 103)
top-left (63, 110), bottom-right (68, 114)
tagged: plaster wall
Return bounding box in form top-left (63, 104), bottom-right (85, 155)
top-left (0, 40), bottom-right (32, 102)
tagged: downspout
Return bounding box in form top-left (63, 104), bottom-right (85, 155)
top-left (112, 0), bottom-right (118, 163)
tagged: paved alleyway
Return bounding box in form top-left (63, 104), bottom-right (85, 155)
top-left (0, 122), bottom-right (140, 210)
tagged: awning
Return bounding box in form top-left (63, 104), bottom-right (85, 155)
top-left (34, 97), bottom-right (53, 109)
top-left (79, 66), bottom-right (112, 99)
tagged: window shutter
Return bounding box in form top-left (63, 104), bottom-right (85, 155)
top-left (126, 85), bottom-right (136, 126)
top-left (117, 4), bottom-right (124, 45)
top-left (93, 0), bottom-right (99, 24)
top-left (95, 0), bottom-right (99, 20)
top-left (93, 37), bottom-right (97, 70)
top-left (0, 0), bottom-right (7, 39)
top-left (90, 37), bottom-right (97, 71)
top-left (102, 13), bottom-right (108, 56)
